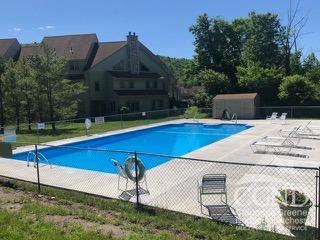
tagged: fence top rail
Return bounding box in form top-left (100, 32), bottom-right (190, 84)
top-left (16, 142), bottom-right (320, 171)
top-left (17, 142), bottom-right (136, 155)
top-left (257, 106), bottom-right (320, 109)
top-left (135, 150), bottom-right (319, 171)
top-left (0, 108), bottom-right (191, 128)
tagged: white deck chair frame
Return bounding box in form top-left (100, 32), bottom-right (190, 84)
top-left (250, 127), bottom-right (312, 156)
top-left (279, 121), bottom-right (320, 138)
top-left (266, 112), bottom-right (278, 121)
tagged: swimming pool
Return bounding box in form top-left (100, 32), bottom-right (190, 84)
top-left (14, 123), bottom-right (252, 173)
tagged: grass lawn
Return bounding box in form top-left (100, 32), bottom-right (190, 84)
top-left (0, 177), bottom-right (292, 240)
top-left (14, 116), bottom-right (183, 147)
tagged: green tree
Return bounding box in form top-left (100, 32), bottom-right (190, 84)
top-left (237, 64), bottom-right (283, 105)
top-left (242, 12), bottom-right (284, 68)
top-left (289, 51), bottom-right (303, 75)
top-left (1, 60), bottom-right (23, 131)
top-left (191, 89), bottom-right (212, 108)
top-left (31, 44), bottom-right (86, 132)
top-left (197, 69), bottom-right (230, 96)
top-left (0, 58), bottom-right (6, 133)
top-left (157, 56), bottom-right (193, 86)
top-left (190, 14), bottom-right (243, 87)
top-left (303, 53), bottom-right (320, 85)
top-left (278, 75), bottom-right (319, 105)
top-left (17, 57), bottom-right (37, 131)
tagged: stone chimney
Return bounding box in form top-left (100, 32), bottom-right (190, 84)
top-left (127, 32), bottom-right (140, 74)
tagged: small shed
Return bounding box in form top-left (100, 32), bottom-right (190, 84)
top-left (212, 93), bottom-right (260, 119)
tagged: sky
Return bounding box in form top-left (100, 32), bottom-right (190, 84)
top-left (1, 0), bottom-right (320, 59)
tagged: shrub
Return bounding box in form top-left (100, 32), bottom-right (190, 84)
top-left (184, 106), bottom-right (200, 119)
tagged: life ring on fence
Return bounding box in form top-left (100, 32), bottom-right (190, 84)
top-left (124, 156), bottom-right (145, 181)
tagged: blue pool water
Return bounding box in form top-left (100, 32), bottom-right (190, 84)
top-left (13, 123), bottom-right (251, 173)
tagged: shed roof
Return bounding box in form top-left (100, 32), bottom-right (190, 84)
top-left (213, 93), bottom-right (258, 100)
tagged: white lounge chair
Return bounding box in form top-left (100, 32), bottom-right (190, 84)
top-left (278, 112), bottom-right (287, 123)
top-left (266, 112), bottom-right (278, 121)
top-left (250, 127), bottom-right (312, 157)
top-left (279, 121), bottom-right (320, 139)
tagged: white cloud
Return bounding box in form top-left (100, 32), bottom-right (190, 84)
top-left (33, 25), bottom-right (56, 31)
top-left (8, 27), bottom-right (22, 32)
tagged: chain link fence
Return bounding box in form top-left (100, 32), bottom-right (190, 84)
top-left (257, 106), bottom-right (320, 119)
top-left (0, 108), bottom-right (213, 147)
top-left (1, 143), bottom-right (319, 238)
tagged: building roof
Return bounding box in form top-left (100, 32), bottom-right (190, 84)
top-left (0, 38), bottom-right (19, 58)
top-left (92, 41), bottom-right (127, 66)
top-left (42, 33), bottom-right (98, 60)
top-left (213, 93), bottom-right (258, 100)
top-left (108, 71), bottom-right (162, 79)
top-left (115, 90), bottom-right (168, 96)
top-left (19, 44), bottom-right (41, 58)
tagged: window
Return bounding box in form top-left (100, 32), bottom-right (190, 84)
top-left (151, 100), bottom-right (156, 110)
top-left (153, 81), bottom-right (158, 89)
top-left (158, 99), bottom-right (164, 108)
top-left (110, 101), bottom-right (116, 113)
top-left (140, 62), bottom-right (149, 72)
top-left (94, 82), bottom-right (100, 91)
top-left (129, 81), bottom-right (134, 89)
top-left (146, 81), bottom-right (150, 89)
top-left (101, 103), bottom-right (107, 115)
top-left (70, 63), bottom-right (80, 71)
top-left (126, 101), bottom-right (140, 112)
top-left (113, 60), bottom-right (125, 71)
top-left (120, 80), bottom-right (125, 89)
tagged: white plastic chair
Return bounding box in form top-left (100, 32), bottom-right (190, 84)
top-left (112, 159), bottom-right (129, 191)
top-left (266, 112), bottom-right (278, 121)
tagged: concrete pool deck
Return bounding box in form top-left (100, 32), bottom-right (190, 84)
top-left (1, 118), bottom-right (320, 236)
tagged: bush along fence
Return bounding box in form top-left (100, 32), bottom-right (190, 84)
top-left (1, 143), bottom-right (320, 239)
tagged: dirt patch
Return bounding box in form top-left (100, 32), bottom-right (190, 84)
top-left (1, 203), bottom-right (23, 212)
top-left (0, 186), bottom-right (128, 237)
top-left (0, 187), bottom-right (25, 203)
top-left (45, 215), bottom-right (128, 237)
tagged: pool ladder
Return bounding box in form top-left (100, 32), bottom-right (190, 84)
top-left (27, 151), bottom-right (52, 168)
top-left (231, 113), bottom-right (238, 124)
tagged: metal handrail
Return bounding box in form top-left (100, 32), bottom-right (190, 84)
top-left (27, 151), bottom-right (51, 168)
top-left (231, 113), bottom-right (238, 124)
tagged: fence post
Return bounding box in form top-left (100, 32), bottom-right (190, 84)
top-left (35, 144), bottom-right (41, 193)
top-left (316, 167), bottom-right (320, 240)
top-left (134, 151), bottom-right (140, 209)
top-left (290, 106), bottom-right (293, 119)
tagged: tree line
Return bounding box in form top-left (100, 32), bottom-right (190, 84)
top-left (160, 11), bottom-right (320, 107)
top-left (0, 44), bottom-right (85, 133)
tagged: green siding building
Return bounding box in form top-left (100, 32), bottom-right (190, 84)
top-left (0, 33), bottom-right (176, 116)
